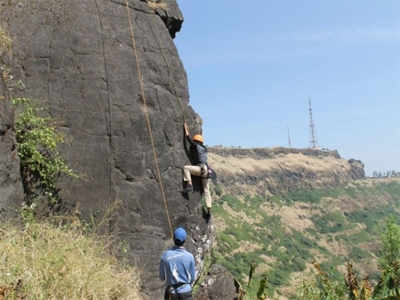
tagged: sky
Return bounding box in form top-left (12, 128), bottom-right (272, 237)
top-left (174, 0), bottom-right (400, 175)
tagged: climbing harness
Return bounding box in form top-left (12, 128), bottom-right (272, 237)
top-left (124, 0), bottom-right (173, 240)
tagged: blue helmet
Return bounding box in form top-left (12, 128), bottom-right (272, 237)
top-left (174, 227), bottom-right (187, 242)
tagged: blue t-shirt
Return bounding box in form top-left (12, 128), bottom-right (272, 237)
top-left (159, 246), bottom-right (196, 294)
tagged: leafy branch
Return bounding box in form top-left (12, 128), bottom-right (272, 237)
top-left (13, 98), bottom-right (77, 214)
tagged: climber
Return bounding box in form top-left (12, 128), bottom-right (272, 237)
top-left (160, 227), bottom-right (196, 300)
top-left (182, 121), bottom-right (212, 218)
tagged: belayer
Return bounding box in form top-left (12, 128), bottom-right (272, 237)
top-left (182, 122), bottom-right (212, 218)
top-left (160, 227), bottom-right (196, 300)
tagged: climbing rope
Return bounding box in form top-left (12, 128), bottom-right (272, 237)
top-left (124, 0), bottom-right (174, 240)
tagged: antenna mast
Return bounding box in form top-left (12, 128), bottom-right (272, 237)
top-left (287, 127), bottom-right (292, 148)
top-left (308, 98), bottom-right (317, 149)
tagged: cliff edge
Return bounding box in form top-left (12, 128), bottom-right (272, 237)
top-left (209, 147), bottom-right (365, 197)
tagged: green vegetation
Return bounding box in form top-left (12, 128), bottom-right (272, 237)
top-left (215, 194), bottom-right (317, 293)
top-left (349, 246), bottom-right (371, 262)
top-left (213, 180), bottom-right (400, 298)
top-left (271, 182), bottom-right (400, 206)
top-left (0, 221), bottom-right (140, 299)
top-left (213, 183), bottom-right (224, 196)
top-left (336, 230), bottom-right (371, 244)
top-left (280, 187), bottom-right (340, 204)
top-left (297, 219), bottom-right (400, 300)
top-left (373, 218), bottom-right (400, 298)
top-left (312, 212), bottom-right (353, 234)
top-left (296, 264), bottom-right (349, 300)
top-left (13, 98), bottom-right (77, 213)
top-left (223, 194), bottom-right (248, 211)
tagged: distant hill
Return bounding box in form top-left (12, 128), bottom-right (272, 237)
top-left (206, 147), bottom-right (400, 299)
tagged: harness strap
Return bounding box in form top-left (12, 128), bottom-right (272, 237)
top-left (167, 283), bottom-right (190, 296)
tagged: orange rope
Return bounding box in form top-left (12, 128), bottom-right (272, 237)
top-left (124, 0), bottom-right (173, 240)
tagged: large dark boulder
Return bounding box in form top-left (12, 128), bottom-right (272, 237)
top-left (0, 0), bottom-right (210, 298)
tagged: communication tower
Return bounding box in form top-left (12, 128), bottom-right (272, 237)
top-left (308, 98), bottom-right (318, 149)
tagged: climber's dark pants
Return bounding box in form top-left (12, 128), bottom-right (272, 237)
top-left (164, 289), bottom-right (193, 300)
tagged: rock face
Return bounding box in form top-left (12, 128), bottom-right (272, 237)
top-left (0, 0), bottom-right (210, 298)
top-left (0, 95), bottom-right (24, 217)
top-left (0, 31), bottom-right (24, 218)
top-left (209, 147), bottom-right (365, 197)
top-left (196, 264), bottom-right (239, 300)
top-left (149, 0), bottom-right (184, 38)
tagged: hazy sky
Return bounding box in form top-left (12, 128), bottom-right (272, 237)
top-left (175, 1), bottom-right (400, 175)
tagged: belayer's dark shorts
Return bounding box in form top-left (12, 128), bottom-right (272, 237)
top-left (164, 289), bottom-right (193, 300)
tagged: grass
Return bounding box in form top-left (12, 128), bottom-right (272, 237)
top-left (319, 256), bottom-right (345, 281)
top-left (312, 211), bottom-right (354, 234)
top-left (0, 220), bottom-right (141, 299)
top-left (380, 181), bottom-right (400, 200)
top-left (349, 246), bottom-right (371, 262)
top-left (218, 232), bottom-right (240, 252)
top-left (295, 219), bottom-right (400, 299)
top-left (336, 230), bottom-right (371, 244)
top-left (347, 204), bottom-right (398, 232)
top-left (215, 198), bottom-right (315, 292)
top-left (278, 182), bottom-right (397, 205)
top-left (223, 194), bottom-right (248, 211)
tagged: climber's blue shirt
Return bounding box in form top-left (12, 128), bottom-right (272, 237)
top-left (159, 246), bottom-right (196, 294)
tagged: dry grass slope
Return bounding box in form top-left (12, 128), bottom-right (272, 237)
top-left (209, 152), bottom-right (350, 175)
top-left (0, 221), bottom-right (141, 300)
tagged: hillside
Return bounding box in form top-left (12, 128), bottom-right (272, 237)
top-left (207, 147), bottom-right (400, 299)
top-left (209, 147), bottom-right (364, 196)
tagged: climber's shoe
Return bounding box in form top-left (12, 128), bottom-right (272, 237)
top-left (204, 207), bottom-right (211, 223)
top-left (182, 184), bottom-right (193, 194)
